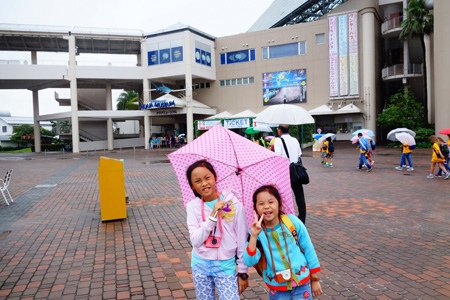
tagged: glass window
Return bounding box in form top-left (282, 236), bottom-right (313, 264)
top-left (236, 78), bottom-right (242, 85)
top-left (262, 47), bottom-right (269, 60)
top-left (200, 83), bottom-right (205, 88)
top-left (225, 79), bottom-right (231, 86)
top-left (249, 77), bottom-right (254, 84)
top-left (231, 79), bottom-right (237, 85)
top-left (2, 126), bottom-right (6, 133)
top-left (243, 77), bottom-right (249, 84)
top-left (315, 33), bottom-right (325, 45)
top-left (299, 41), bottom-right (306, 54)
top-left (269, 42), bottom-right (298, 59)
top-left (206, 82), bottom-right (210, 88)
top-left (220, 80), bottom-right (225, 86)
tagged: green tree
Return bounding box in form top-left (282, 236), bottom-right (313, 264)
top-left (10, 124), bottom-right (55, 145)
top-left (116, 90), bottom-right (139, 110)
top-left (377, 86), bottom-right (425, 130)
top-left (400, 0), bottom-right (433, 119)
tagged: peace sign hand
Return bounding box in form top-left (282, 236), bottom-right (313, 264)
top-left (250, 211), bottom-right (264, 238)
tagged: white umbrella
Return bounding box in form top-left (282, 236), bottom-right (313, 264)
top-left (387, 128), bottom-right (416, 141)
top-left (395, 132), bottom-right (416, 146)
top-left (254, 104), bottom-right (315, 125)
top-left (350, 135), bottom-right (372, 144)
top-left (317, 133), bottom-right (336, 144)
top-left (253, 124), bottom-right (273, 133)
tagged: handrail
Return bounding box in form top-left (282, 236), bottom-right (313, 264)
top-left (381, 64), bottom-right (423, 79)
top-left (381, 15), bottom-right (402, 34)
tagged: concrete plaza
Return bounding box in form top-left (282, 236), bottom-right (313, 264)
top-left (0, 144), bottom-right (449, 299)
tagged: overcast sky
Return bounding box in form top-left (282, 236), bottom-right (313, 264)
top-left (0, 0), bottom-right (273, 116)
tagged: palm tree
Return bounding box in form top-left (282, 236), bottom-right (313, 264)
top-left (116, 90), bottom-right (140, 110)
top-left (399, 0), bottom-right (433, 122)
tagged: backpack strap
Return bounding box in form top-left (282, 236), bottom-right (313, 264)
top-left (280, 214), bottom-right (304, 255)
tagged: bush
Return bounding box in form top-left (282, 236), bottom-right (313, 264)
top-left (414, 127), bottom-right (434, 148)
top-left (0, 146), bottom-right (29, 152)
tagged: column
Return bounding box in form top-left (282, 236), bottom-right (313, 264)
top-left (31, 51), bottom-right (37, 64)
top-left (184, 31), bottom-right (194, 143)
top-left (144, 111), bottom-right (150, 150)
top-left (402, 0), bottom-right (409, 85)
top-left (106, 82), bottom-right (113, 150)
top-left (362, 10), bottom-right (377, 133)
top-left (32, 90), bottom-right (41, 153)
top-left (424, 34), bottom-right (432, 123)
top-left (65, 34), bottom-right (80, 153)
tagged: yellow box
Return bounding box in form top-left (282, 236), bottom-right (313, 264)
top-left (98, 156), bottom-right (127, 221)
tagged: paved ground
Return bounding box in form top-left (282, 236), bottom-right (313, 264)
top-left (0, 143), bottom-right (449, 300)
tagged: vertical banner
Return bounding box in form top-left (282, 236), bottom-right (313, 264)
top-left (348, 12), bottom-right (359, 95)
top-left (328, 16), bottom-right (339, 97)
top-left (338, 14), bottom-right (348, 96)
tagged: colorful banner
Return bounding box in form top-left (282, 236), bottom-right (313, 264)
top-left (338, 14), bottom-right (348, 96)
top-left (262, 69), bottom-right (307, 105)
top-left (197, 120), bottom-right (221, 130)
top-left (147, 50), bottom-right (158, 65)
top-left (159, 48), bottom-right (171, 64)
top-left (348, 12), bottom-right (359, 95)
top-left (328, 16), bottom-right (339, 97)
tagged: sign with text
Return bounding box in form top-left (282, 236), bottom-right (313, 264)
top-left (198, 120), bottom-right (221, 130)
top-left (141, 99), bottom-right (176, 110)
top-left (224, 118), bottom-right (250, 129)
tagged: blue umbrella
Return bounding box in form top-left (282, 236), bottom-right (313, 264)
top-left (352, 129), bottom-right (375, 137)
top-left (313, 133), bottom-right (324, 140)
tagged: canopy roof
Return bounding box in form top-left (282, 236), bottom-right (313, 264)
top-left (205, 111), bottom-right (232, 120)
top-left (229, 110), bottom-right (256, 119)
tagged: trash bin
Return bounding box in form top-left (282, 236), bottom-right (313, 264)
top-left (98, 156), bottom-right (127, 221)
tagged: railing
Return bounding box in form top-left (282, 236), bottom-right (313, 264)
top-left (381, 64), bottom-right (423, 80)
top-left (381, 15), bottom-right (402, 34)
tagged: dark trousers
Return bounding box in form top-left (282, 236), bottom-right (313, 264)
top-left (291, 177), bottom-right (306, 224)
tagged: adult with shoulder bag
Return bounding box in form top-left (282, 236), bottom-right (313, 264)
top-left (273, 124), bottom-right (309, 224)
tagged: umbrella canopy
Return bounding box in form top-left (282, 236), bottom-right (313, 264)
top-left (313, 133), bottom-right (324, 140)
top-left (264, 135), bottom-right (275, 141)
top-left (317, 133), bottom-right (336, 144)
top-left (438, 128), bottom-right (450, 135)
top-left (254, 104), bottom-right (315, 125)
top-left (253, 124), bottom-right (273, 133)
top-left (244, 127), bottom-right (260, 135)
top-left (352, 129), bottom-right (375, 137)
top-left (350, 135), bottom-right (372, 144)
top-left (395, 132), bottom-right (416, 146)
top-left (168, 126), bottom-right (295, 226)
top-left (387, 128), bottom-right (416, 141)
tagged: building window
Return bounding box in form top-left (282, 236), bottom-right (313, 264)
top-left (220, 76), bottom-right (254, 87)
top-left (315, 33), bottom-right (325, 45)
top-left (2, 126), bottom-right (6, 133)
top-left (220, 49), bottom-right (256, 65)
top-left (193, 81), bottom-right (212, 90)
top-left (262, 41), bottom-right (307, 60)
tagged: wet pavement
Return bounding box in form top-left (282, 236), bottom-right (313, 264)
top-left (0, 144), bottom-right (449, 299)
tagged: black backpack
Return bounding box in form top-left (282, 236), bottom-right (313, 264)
top-left (328, 141), bottom-right (334, 153)
top-left (440, 144), bottom-right (449, 158)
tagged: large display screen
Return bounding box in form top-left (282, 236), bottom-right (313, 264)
top-left (262, 69), bottom-right (307, 105)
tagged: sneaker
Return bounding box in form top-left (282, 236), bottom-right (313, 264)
top-left (402, 165), bottom-right (407, 168)
top-left (435, 173), bottom-right (443, 177)
top-left (329, 164), bottom-right (334, 168)
top-left (426, 174), bottom-right (435, 179)
top-left (445, 173), bottom-right (450, 180)
top-left (356, 167), bottom-right (362, 171)
top-left (367, 167), bottom-right (373, 172)
top-left (395, 166), bottom-right (403, 171)
top-left (407, 167), bottom-right (414, 171)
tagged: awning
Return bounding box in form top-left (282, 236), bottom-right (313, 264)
top-left (336, 103), bottom-right (362, 114)
top-left (309, 104), bottom-right (333, 116)
top-left (229, 109), bottom-right (256, 119)
top-left (205, 111), bottom-right (232, 120)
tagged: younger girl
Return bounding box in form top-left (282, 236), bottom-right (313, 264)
top-left (244, 185), bottom-right (323, 299)
top-left (186, 159), bottom-right (249, 299)
top-left (427, 136), bottom-right (450, 179)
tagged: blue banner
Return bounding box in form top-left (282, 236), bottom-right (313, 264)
top-left (171, 46), bottom-right (183, 62)
top-left (195, 48), bottom-right (201, 63)
top-left (148, 51), bottom-right (158, 65)
top-left (140, 99), bottom-right (176, 110)
top-left (201, 50), bottom-right (207, 65)
top-left (159, 48), bottom-right (171, 64)
top-left (226, 50), bottom-right (249, 64)
top-left (205, 51), bottom-right (211, 66)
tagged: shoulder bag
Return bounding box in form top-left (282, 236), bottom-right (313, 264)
top-left (280, 137), bottom-right (309, 185)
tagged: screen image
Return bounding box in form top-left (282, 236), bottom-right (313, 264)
top-left (262, 69), bottom-right (307, 105)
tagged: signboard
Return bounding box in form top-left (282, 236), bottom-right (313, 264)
top-left (328, 16), bottom-right (339, 97)
top-left (224, 118), bottom-right (250, 129)
top-left (141, 99), bottom-right (176, 110)
top-left (198, 120), bottom-right (221, 130)
top-left (262, 69), bottom-right (307, 105)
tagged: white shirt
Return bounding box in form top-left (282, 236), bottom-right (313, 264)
top-left (274, 134), bottom-right (302, 163)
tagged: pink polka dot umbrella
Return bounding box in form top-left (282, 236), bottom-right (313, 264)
top-left (168, 125), bottom-right (295, 226)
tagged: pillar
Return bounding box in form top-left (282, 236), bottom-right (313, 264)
top-left (144, 111), bottom-right (150, 150)
top-left (184, 31), bottom-right (194, 143)
top-left (106, 82), bottom-right (113, 150)
top-left (362, 10), bottom-right (377, 133)
top-left (31, 51), bottom-right (37, 64)
top-left (65, 34), bottom-right (80, 153)
top-left (32, 90), bottom-right (41, 153)
top-left (424, 34), bottom-right (432, 123)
